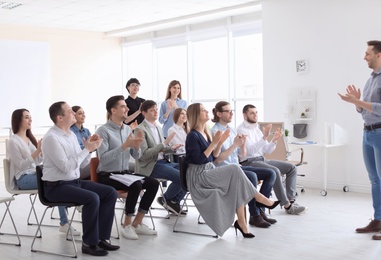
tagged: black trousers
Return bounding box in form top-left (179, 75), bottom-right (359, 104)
top-left (44, 179), bottom-right (117, 246)
top-left (98, 173), bottom-right (159, 216)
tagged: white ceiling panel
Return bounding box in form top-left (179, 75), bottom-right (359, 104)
top-left (0, 0), bottom-right (261, 36)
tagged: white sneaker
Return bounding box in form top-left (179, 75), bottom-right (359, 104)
top-left (59, 223), bottom-right (81, 236)
top-left (134, 224), bottom-right (157, 235)
top-left (121, 225), bottom-right (138, 240)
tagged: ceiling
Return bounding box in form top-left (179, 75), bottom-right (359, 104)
top-left (0, 0), bottom-right (261, 36)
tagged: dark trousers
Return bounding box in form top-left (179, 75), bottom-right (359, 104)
top-left (98, 173), bottom-right (159, 216)
top-left (44, 179), bottom-right (117, 246)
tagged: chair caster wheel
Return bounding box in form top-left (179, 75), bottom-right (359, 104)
top-left (320, 190), bottom-right (327, 196)
top-left (343, 186), bottom-right (349, 192)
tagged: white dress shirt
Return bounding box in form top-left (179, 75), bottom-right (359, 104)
top-left (41, 125), bottom-right (90, 181)
top-left (236, 120), bottom-right (276, 161)
top-left (167, 124), bottom-right (186, 154)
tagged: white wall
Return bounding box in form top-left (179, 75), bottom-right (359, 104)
top-left (0, 25), bottom-right (123, 129)
top-left (262, 0), bottom-right (381, 192)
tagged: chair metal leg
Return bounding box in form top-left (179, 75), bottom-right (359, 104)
top-left (31, 206), bottom-right (78, 258)
top-left (0, 194), bottom-right (41, 238)
top-left (0, 199), bottom-right (21, 246)
top-left (173, 193), bottom-right (218, 238)
top-left (150, 181), bottom-right (170, 219)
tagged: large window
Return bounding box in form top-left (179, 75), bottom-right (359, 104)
top-left (192, 37), bottom-right (229, 101)
top-left (123, 42), bottom-right (153, 99)
top-left (122, 18), bottom-right (263, 128)
top-left (156, 45), bottom-right (188, 104)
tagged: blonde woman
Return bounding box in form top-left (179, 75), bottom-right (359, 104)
top-left (185, 103), bottom-right (279, 237)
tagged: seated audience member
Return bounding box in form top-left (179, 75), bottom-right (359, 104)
top-left (134, 100), bottom-right (186, 214)
top-left (42, 101), bottom-right (119, 256)
top-left (159, 80), bottom-right (187, 138)
top-left (237, 104), bottom-right (306, 215)
top-left (125, 78), bottom-right (145, 125)
top-left (7, 108), bottom-right (80, 236)
top-left (185, 103), bottom-right (280, 237)
top-left (167, 108), bottom-right (188, 159)
top-left (96, 95), bottom-right (159, 240)
top-left (210, 101), bottom-right (277, 228)
top-left (70, 105), bottom-right (91, 179)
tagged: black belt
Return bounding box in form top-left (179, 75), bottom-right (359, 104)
top-left (364, 123), bottom-right (381, 131)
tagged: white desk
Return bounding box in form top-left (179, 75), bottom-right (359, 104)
top-left (288, 143), bottom-right (347, 196)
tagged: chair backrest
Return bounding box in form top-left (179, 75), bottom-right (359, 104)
top-left (3, 158), bottom-right (12, 193)
top-left (35, 165), bottom-right (51, 206)
top-left (178, 155), bottom-right (188, 192)
top-left (89, 157), bottom-right (99, 182)
top-left (258, 122), bottom-right (287, 161)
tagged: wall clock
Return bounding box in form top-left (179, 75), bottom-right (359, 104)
top-left (296, 59), bottom-right (307, 72)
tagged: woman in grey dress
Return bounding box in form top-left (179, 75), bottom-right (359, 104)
top-left (185, 103), bottom-right (279, 237)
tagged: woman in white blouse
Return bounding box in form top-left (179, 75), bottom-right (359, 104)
top-left (167, 108), bottom-right (188, 157)
top-left (7, 109), bottom-right (80, 236)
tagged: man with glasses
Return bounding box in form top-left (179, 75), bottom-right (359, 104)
top-left (210, 101), bottom-right (277, 228)
top-left (237, 104), bottom-right (306, 215)
top-left (125, 78), bottom-right (145, 125)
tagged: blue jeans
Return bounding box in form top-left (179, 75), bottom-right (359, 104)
top-left (241, 166), bottom-right (276, 216)
top-left (150, 160), bottom-right (187, 203)
top-left (17, 173), bottom-right (69, 225)
top-left (363, 128), bottom-right (381, 220)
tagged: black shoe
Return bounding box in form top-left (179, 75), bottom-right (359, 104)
top-left (256, 200), bottom-right (280, 210)
top-left (82, 244), bottom-right (108, 256)
top-left (249, 215), bottom-right (271, 228)
top-left (98, 240), bottom-right (120, 251)
top-left (234, 220), bottom-right (255, 238)
top-left (156, 196), bottom-right (165, 207)
top-left (260, 210), bottom-right (277, 224)
top-left (166, 200), bottom-right (181, 215)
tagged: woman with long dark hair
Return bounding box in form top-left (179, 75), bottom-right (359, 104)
top-left (7, 108), bottom-right (80, 236)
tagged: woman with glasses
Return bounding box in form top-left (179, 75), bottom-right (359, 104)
top-left (159, 80), bottom-right (187, 138)
top-left (185, 103), bottom-right (279, 238)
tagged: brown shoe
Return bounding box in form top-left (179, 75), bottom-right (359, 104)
top-left (260, 210), bottom-right (277, 224)
top-left (372, 231), bottom-right (381, 240)
top-left (249, 215), bottom-right (271, 228)
top-left (355, 220), bottom-right (381, 233)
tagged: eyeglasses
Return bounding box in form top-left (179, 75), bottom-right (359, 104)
top-left (130, 83), bottom-right (140, 87)
top-left (221, 110), bottom-right (234, 113)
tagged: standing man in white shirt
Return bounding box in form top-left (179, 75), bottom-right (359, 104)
top-left (42, 101), bottom-right (119, 256)
top-left (237, 104), bottom-right (306, 215)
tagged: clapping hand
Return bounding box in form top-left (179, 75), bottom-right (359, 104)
top-left (84, 134), bottom-right (103, 152)
top-left (130, 120), bottom-right (138, 130)
top-left (125, 132), bottom-right (143, 149)
top-left (262, 124), bottom-right (272, 139)
top-left (338, 85), bottom-right (361, 103)
top-left (272, 128), bottom-right (282, 142)
top-left (164, 132), bottom-right (176, 146)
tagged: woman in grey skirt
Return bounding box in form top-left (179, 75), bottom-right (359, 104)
top-left (185, 103), bottom-right (279, 237)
